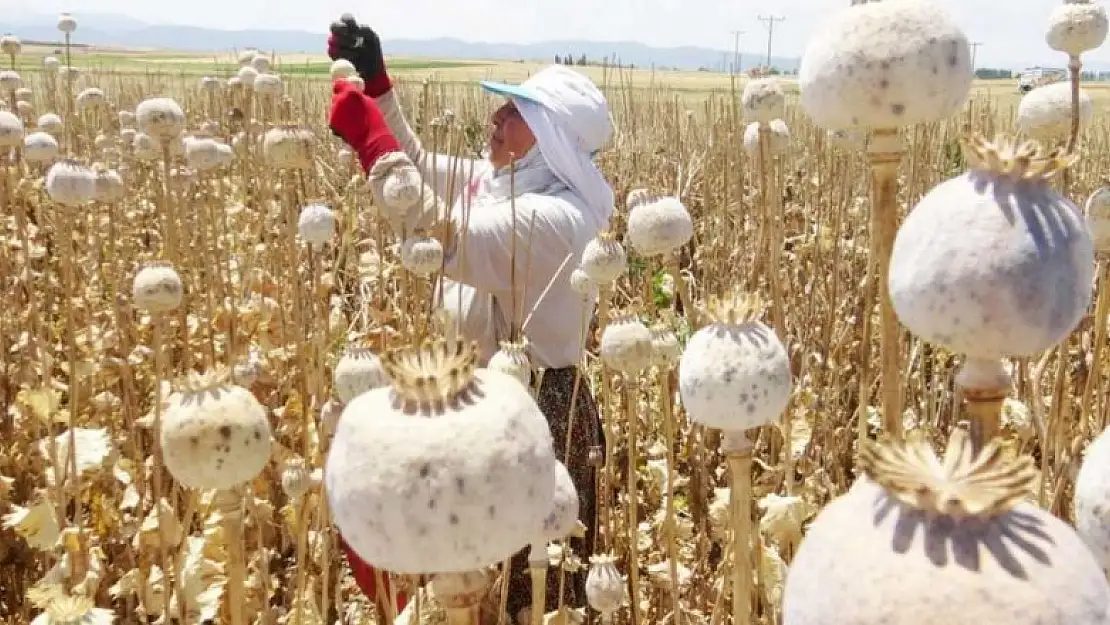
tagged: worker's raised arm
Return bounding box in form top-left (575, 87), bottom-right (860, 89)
top-left (328, 14), bottom-right (482, 205)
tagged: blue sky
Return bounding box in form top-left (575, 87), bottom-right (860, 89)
top-left (0, 0), bottom-right (1104, 69)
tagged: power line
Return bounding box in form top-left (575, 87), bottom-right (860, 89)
top-left (757, 14), bottom-right (786, 70)
top-left (969, 42), bottom-right (983, 70)
top-left (730, 30), bottom-right (746, 75)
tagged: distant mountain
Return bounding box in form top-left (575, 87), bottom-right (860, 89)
top-left (0, 12), bottom-right (799, 72)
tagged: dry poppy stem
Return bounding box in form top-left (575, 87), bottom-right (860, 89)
top-left (868, 127), bottom-right (905, 442)
top-left (529, 551), bottom-right (547, 625)
top-left (658, 366), bottom-right (681, 616)
top-left (757, 123), bottom-right (794, 496)
top-left (1082, 262), bottom-right (1110, 429)
top-left (722, 429), bottom-right (752, 625)
top-left (622, 377), bottom-right (643, 625)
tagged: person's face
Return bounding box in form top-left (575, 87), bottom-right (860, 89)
top-left (489, 99), bottom-right (536, 169)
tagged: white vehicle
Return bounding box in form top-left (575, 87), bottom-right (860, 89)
top-left (1019, 67), bottom-right (1067, 92)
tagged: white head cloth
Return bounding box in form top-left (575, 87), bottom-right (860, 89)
top-left (479, 65), bottom-right (615, 223)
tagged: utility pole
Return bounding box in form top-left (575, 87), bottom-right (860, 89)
top-left (970, 41), bottom-right (983, 71)
top-left (730, 30), bottom-right (745, 75)
top-left (757, 14), bottom-right (786, 71)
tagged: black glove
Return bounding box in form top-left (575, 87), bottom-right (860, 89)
top-left (327, 14), bottom-right (392, 97)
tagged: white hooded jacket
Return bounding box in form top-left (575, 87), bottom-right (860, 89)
top-left (373, 67), bottom-right (614, 368)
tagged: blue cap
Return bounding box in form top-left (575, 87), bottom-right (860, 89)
top-left (479, 80), bottom-right (544, 104)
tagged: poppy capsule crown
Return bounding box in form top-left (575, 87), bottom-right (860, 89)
top-left (380, 338), bottom-right (480, 412)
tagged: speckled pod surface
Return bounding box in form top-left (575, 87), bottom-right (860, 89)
top-left (678, 321), bottom-right (791, 431)
top-left (541, 461), bottom-right (580, 540)
top-left (1085, 188), bottom-right (1110, 255)
top-left (0, 111), bottom-right (23, 148)
top-left (160, 384), bottom-right (273, 491)
top-left (1017, 82), bottom-right (1093, 141)
top-left (1075, 425), bottom-right (1110, 570)
top-left (741, 78), bottom-right (786, 124)
top-left (1046, 2), bottom-right (1109, 56)
top-left (743, 120), bottom-right (790, 161)
top-left (798, 0), bottom-right (972, 130)
top-left (325, 368), bottom-right (559, 574)
top-left (625, 197), bottom-right (694, 257)
top-left (888, 169), bottom-right (1094, 359)
top-left (784, 478), bottom-right (1110, 624)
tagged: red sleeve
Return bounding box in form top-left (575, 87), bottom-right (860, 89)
top-left (338, 533), bottom-right (410, 614)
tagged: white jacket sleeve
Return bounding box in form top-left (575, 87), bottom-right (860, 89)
top-left (442, 192), bottom-right (585, 312)
top-left (374, 90), bottom-right (482, 207)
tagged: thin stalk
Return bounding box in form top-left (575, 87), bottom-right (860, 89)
top-left (1067, 55), bottom-right (1082, 155)
top-left (1080, 261), bottom-right (1110, 429)
top-left (529, 545), bottom-right (547, 625)
top-left (956, 357), bottom-right (1011, 454)
top-left (658, 367), bottom-right (680, 617)
top-left (722, 430), bottom-right (752, 625)
top-left (868, 128), bottom-right (906, 442)
top-left (622, 379), bottom-right (642, 625)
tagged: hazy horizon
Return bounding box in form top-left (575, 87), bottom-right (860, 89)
top-left (0, 1), bottom-right (1103, 70)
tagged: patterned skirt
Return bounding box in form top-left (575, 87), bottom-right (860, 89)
top-left (505, 365), bottom-right (604, 619)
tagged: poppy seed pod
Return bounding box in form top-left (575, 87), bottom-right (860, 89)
top-left (1075, 423), bottom-right (1110, 570)
top-left (401, 232), bottom-right (444, 276)
top-left (627, 188), bottom-right (653, 211)
top-left (262, 125), bottom-right (315, 170)
top-left (132, 133), bottom-right (160, 162)
top-left (76, 88), bottom-right (106, 111)
top-left (93, 168), bottom-right (125, 204)
top-left (585, 554), bottom-right (626, 618)
top-left (626, 196), bottom-right (694, 257)
top-left (184, 136), bottom-right (221, 172)
top-left (538, 461), bottom-right (580, 542)
top-left (487, 340), bottom-right (532, 387)
top-left (1017, 82), bottom-right (1093, 142)
top-left (237, 66), bottom-right (258, 88)
top-left (600, 314), bottom-right (654, 374)
top-left (1085, 187), bottom-right (1110, 257)
top-left (45, 159), bottom-right (96, 207)
top-left (784, 429), bottom-right (1110, 624)
top-left (331, 59), bottom-right (357, 80)
top-left (132, 260), bottom-right (183, 313)
top-left (741, 77), bottom-right (785, 124)
top-left (888, 136), bottom-right (1093, 361)
top-left (650, 321), bottom-right (682, 368)
top-left (0, 34), bottom-right (21, 56)
top-left (0, 111), bottom-right (23, 148)
top-left (160, 368), bottom-right (273, 491)
top-left (297, 203), bottom-right (336, 250)
top-left (678, 292), bottom-right (791, 431)
top-left (580, 231), bottom-right (627, 284)
top-left (0, 70), bottom-right (20, 91)
top-left (250, 53), bottom-right (271, 73)
top-left (569, 268), bottom-right (598, 299)
top-left (332, 344), bottom-right (387, 404)
top-left (799, 0), bottom-right (973, 130)
top-left (36, 113), bottom-right (63, 136)
top-left (23, 131), bottom-right (59, 163)
top-left (743, 120), bottom-right (791, 164)
top-left (253, 73), bottom-right (283, 98)
top-left (43, 56), bottom-right (60, 72)
top-left (57, 13), bottom-right (77, 34)
top-left (326, 338), bottom-right (560, 574)
top-left (135, 97), bottom-right (186, 141)
top-left (1046, 0), bottom-right (1109, 57)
